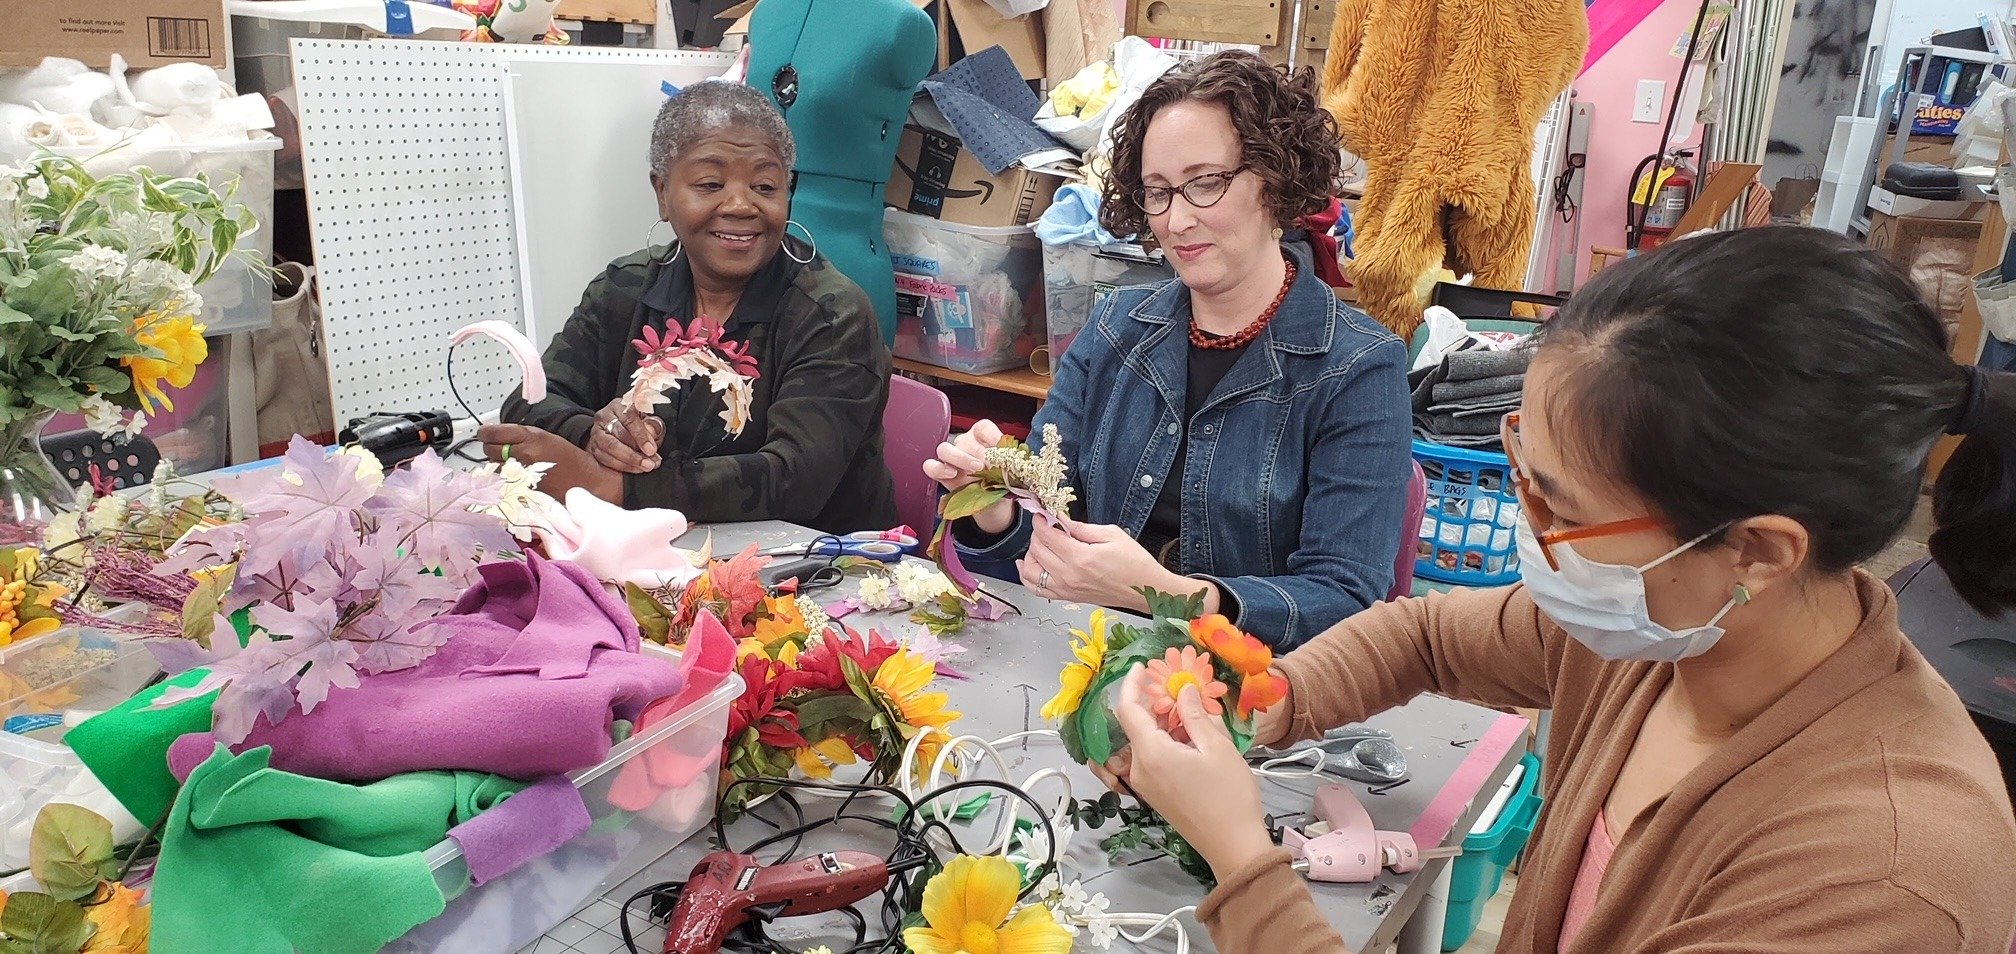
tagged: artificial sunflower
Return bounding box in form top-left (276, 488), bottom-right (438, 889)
top-left (870, 649), bottom-right (959, 775)
top-left (745, 595), bottom-right (811, 662)
top-left (1041, 609), bottom-right (1109, 722)
top-left (903, 855), bottom-right (1071, 954)
top-left (1190, 613), bottom-right (1272, 676)
top-left (0, 547), bottom-right (67, 647)
top-left (123, 309), bottom-right (208, 414)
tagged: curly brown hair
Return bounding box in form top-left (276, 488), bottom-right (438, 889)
top-left (1098, 51), bottom-right (1343, 239)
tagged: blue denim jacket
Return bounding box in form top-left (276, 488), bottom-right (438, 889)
top-left (960, 243), bottom-right (1412, 648)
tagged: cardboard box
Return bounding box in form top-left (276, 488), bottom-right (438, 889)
top-left (887, 124), bottom-right (1061, 228)
top-left (4, 0), bottom-right (227, 69)
top-left (1867, 186), bottom-right (1986, 221)
top-left (942, 0), bottom-right (1045, 81)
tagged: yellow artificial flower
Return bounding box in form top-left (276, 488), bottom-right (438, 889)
top-left (871, 649), bottom-right (959, 777)
top-left (792, 736), bottom-right (859, 780)
top-left (81, 882), bottom-right (151, 953)
top-left (746, 595), bottom-right (810, 661)
top-left (0, 548), bottom-right (65, 647)
top-left (1040, 609), bottom-right (1109, 722)
top-left (737, 636), bottom-right (799, 665)
top-left (123, 309), bottom-right (209, 414)
top-left (903, 855), bottom-right (1071, 954)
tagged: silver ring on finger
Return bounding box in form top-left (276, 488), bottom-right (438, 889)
top-left (1039, 570), bottom-right (1052, 591)
top-left (605, 418), bottom-right (621, 436)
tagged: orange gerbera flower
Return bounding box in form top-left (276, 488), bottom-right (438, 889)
top-left (1190, 613), bottom-right (1272, 676)
top-left (1140, 646), bottom-right (1227, 733)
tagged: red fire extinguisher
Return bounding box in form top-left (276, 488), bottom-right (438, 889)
top-left (1640, 154), bottom-right (1694, 244)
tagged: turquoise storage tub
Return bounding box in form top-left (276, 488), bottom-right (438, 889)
top-left (1442, 752), bottom-right (1544, 951)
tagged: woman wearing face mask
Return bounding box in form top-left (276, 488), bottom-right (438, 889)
top-left (481, 82), bottom-right (896, 533)
top-left (924, 52), bottom-right (1411, 648)
top-left (1094, 228), bottom-right (2016, 952)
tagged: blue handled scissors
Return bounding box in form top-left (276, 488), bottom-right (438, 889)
top-left (759, 530), bottom-right (921, 564)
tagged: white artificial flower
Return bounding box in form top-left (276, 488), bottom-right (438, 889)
top-left (892, 562), bottom-right (955, 606)
top-left (1059, 881), bottom-right (1091, 907)
top-left (487, 457), bottom-right (557, 540)
top-left (62, 244), bottom-right (128, 283)
top-left (40, 511), bottom-right (83, 557)
top-left (794, 593), bottom-right (832, 636)
top-left (79, 394), bottom-right (129, 435)
top-left (1085, 912), bottom-right (1119, 949)
top-left (857, 575), bottom-right (894, 611)
top-left (86, 494), bottom-right (129, 533)
top-left (128, 257), bottom-right (197, 304)
top-left (23, 176), bottom-right (48, 201)
top-left (0, 167), bottom-right (21, 204)
top-left (333, 445), bottom-right (386, 487)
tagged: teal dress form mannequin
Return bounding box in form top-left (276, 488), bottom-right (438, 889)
top-left (749, 0), bottom-right (935, 342)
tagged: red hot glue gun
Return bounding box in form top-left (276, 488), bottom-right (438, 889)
top-left (663, 849), bottom-right (889, 954)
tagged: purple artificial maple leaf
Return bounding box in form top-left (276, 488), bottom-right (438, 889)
top-left (217, 437), bottom-right (376, 576)
top-left (372, 452), bottom-right (511, 574)
top-left (293, 636), bottom-right (364, 713)
top-left (348, 613), bottom-right (444, 674)
top-left (154, 627), bottom-right (310, 744)
top-left (155, 523), bottom-right (246, 578)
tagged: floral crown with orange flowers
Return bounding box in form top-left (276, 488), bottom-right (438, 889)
top-left (1044, 589), bottom-right (1288, 768)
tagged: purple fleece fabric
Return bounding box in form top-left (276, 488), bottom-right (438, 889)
top-left (447, 775), bottom-right (590, 886)
top-left (234, 553), bottom-right (684, 781)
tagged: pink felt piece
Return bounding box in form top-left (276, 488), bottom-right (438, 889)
top-left (530, 488), bottom-right (702, 589)
top-left (237, 553), bottom-right (684, 782)
top-left (606, 612), bottom-right (737, 812)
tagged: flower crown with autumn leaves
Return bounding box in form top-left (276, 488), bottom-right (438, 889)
top-left (623, 316), bottom-right (760, 437)
top-left (1043, 589), bottom-right (1288, 766)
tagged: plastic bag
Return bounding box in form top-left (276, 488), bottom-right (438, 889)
top-left (1411, 307), bottom-right (1472, 372)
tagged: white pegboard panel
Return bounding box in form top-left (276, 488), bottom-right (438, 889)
top-left (294, 40), bottom-right (524, 427)
top-left (293, 39), bottom-right (733, 427)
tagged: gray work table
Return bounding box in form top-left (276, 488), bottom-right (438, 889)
top-left (579, 520), bottom-right (1529, 954)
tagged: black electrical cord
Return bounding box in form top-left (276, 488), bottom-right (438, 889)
top-left (617, 775), bottom-right (1060, 954)
top-left (1626, 0), bottom-right (1715, 251)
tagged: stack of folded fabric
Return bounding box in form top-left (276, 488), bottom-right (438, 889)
top-left (1408, 343), bottom-right (1532, 450)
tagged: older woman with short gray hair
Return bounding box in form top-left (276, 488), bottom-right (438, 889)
top-left (486, 81), bottom-right (896, 533)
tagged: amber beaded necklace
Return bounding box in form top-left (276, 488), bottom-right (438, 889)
top-left (1189, 256), bottom-right (1297, 350)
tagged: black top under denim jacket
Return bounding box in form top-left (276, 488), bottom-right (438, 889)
top-left (503, 237), bottom-right (898, 534)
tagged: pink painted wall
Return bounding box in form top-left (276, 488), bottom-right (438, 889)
top-left (1554, 0), bottom-right (1707, 286)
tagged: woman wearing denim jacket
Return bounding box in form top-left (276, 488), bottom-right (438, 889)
top-left (924, 52), bottom-right (1411, 648)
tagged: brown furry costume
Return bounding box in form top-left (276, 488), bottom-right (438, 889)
top-left (1322, 0), bottom-right (1587, 337)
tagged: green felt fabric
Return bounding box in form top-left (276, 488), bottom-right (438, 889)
top-left (65, 668), bottom-right (217, 826)
top-left (152, 745), bottom-right (525, 954)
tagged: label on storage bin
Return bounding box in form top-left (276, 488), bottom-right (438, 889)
top-left (4, 714), bottom-right (62, 735)
top-left (892, 254), bottom-right (941, 276)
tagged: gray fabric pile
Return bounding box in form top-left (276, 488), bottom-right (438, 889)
top-left (1408, 345), bottom-right (1531, 450)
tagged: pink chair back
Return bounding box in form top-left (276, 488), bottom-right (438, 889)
top-left (884, 375), bottom-right (952, 536)
top-left (1389, 461), bottom-right (1427, 601)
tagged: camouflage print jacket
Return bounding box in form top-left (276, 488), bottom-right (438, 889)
top-left (503, 237), bottom-right (897, 534)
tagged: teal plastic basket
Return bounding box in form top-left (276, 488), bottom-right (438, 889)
top-left (1442, 752), bottom-right (1544, 951)
top-left (1412, 439), bottom-right (1522, 587)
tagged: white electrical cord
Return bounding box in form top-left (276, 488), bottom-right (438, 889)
top-left (1249, 746), bottom-right (1337, 780)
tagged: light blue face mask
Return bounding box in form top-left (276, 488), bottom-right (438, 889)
top-left (1516, 521), bottom-right (1750, 663)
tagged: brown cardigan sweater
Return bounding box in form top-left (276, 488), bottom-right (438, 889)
top-left (1197, 574), bottom-right (2016, 953)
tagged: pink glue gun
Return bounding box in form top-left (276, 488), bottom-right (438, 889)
top-left (1281, 784), bottom-right (1456, 882)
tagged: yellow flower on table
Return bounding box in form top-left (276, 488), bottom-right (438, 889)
top-left (903, 855), bottom-right (1071, 954)
top-left (1040, 609), bottom-right (1109, 722)
top-left (123, 309), bottom-right (208, 414)
top-left (870, 649), bottom-right (959, 776)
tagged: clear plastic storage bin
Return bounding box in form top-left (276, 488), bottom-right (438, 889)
top-left (1039, 241), bottom-right (1172, 367)
top-left (0, 610), bottom-right (156, 870)
top-left (388, 656), bottom-right (744, 954)
top-left (885, 209), bottom-right (1047, 375)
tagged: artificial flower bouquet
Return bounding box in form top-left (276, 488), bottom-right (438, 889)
top-left (0, 157), bottom-right (252, 536)
top-left (721, 601), bottom-right (962, 820)
top-left (0, 805), bottom-right (150, 954)
top-left (1043, 592), bottom-right (1288, 885)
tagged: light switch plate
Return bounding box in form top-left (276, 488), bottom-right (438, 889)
top-left (1634, 79), bottom-right (1666, 123)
